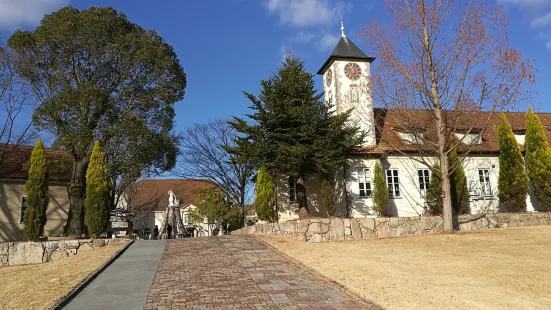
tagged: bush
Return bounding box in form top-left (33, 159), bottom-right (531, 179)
top-left (498, 113), bottom-right (529, 212)
top-left (449, 149), bottom-right (469, 215)
top-left (85, 141), bottom-right (110, 238)
top-left (425, 163), bottom-right (443, 215)
top-left (372, 162), bottom-right (388, 216)
top-left (320, 171), bottom-right (338, 217)
top-left (525, 108), bottom-right (551, 211)
top-left (254, 167), bottom-right (278, 222)
top-left (24, 139), bottom-right (49, 241)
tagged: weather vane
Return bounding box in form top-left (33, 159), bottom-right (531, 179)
top-left (341, 16), bottom-right (346, 38)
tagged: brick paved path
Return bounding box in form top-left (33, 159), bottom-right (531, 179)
top-left (145, 235), bottom-right (371, 309)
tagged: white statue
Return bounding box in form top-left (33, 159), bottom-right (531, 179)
top-left (168, 190), bottom-right (177, 207)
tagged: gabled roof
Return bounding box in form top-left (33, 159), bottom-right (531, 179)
top-left (357, 109), bottom-right (551, 155)
top-left (317, 36), bottom-right (375, 74)
top-left (131, 179), bottom-right (215, 211)
top-left (0, 144), bottom-right (73, 182)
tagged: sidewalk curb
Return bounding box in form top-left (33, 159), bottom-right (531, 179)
top-left (50, 240), bottom-right (135, 310)
top-left (253, 235), bottom-right (383, 310)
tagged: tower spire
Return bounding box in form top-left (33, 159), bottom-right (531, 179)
top-left (341, 16), bottom-right (346, 38)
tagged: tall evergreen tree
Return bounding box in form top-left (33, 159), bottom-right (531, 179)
top-left (498, 113), bottom-right (529, 212)
top-left (425, 163), bottom-right (443, 215)
top-left (319, 171), bottom-right (337, 217)
top-left (24, 139), bottom-right (49, 241)
top-left (525, 108), bottom-right (551, 211)
top-left (85, 142), bottom-right (110, 238)
top-left (229, 55), bottom-right (363, 218)
top-left (449, 149), bottom-right (469, 215)
top-left (372, 162), bottom-right (388, 217)
top-left (254, 167), bottom-right (278, 222)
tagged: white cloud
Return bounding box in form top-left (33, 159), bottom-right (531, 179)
top-left (266, 0), bottom-right (347, 27)
top-left (532, 11), bottom-right (551, 27)
top-left (289, 31), bottom-right (315, 44)
top-left (0, 0), bottom-right (69, 29)
top-left (319, 33), bottom-right (339, 51)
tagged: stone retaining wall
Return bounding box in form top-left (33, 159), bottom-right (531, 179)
top-left (0, 238), bottom-right (128, 266)
top-left (232, 212), bottom-right (551, 242)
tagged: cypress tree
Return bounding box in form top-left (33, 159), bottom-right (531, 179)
top-left (449, 149), bottom-right (469, 215)
top-left (425, 163), bottom-right (443, 215)
top-left (319, 171), bottom-right (337, 217)
top-left (254, 167), bottom-right (278, 222)
top-left (372, 162), bottom-right (388, 217)
top-left (525, 108), bottom-right (551, 211)
top-left (24, 139), bottom-right (49, 241)
top-left (85, 142), bottom-right (110, 238)
top-left (498, 113), bottom-right (529, 212)
top-left (229, 55), bottom-right (363, 218)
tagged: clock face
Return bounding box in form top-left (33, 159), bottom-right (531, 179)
top-left (326, 69), bottom-right (333, 86)
top-left (344, 63), bottom-right (361, 80)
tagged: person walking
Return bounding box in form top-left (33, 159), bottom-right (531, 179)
top-left (153, 225), bottom-right (159, 240)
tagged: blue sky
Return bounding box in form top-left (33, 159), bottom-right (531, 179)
top-left (1, 0), bottom-right (550, 140)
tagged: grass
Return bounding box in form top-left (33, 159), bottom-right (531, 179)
top-left (0, 243), bottom-right (125, 310)
top-left (261, 226), bottom-right (551, 310)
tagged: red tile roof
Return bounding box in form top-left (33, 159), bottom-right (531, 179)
top-left (356, 109), bottom-right (551, 155)
top-left (132, 179), bottom-right (216, 211)
top-left (0, 144), bottom-right (73, 182)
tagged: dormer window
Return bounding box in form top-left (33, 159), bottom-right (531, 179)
top-left (513, 130), bottom-right (526, 145)
top-left (454, 133), bottom-right (482, 145)
top-left (398, 132), bottom-right (424, 145)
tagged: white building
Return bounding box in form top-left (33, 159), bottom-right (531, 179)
top-left (276, 27), bottom-right (551, 221)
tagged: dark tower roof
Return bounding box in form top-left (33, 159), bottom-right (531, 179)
top-left (317, 36), bottom-right (375, 74)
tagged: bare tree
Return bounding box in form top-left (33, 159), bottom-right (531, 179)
top-left (0, 42), bottom-right (37, 167)
top-left (175, 119), bottom-right (255, 227)
top-left (121, 179), bottom-right (162, 237)
top-left (362, 0), bottom-right (535, 231)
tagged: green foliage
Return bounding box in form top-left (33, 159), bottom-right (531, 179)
top-left (449, 149), bottom-right (469, 215)
top-left (229, 55), bottom-right (363, 216)
top-left (24, 139), bottom-right (49, 241)
top-left (425, 164), bottom-right (443, 215)
top-left (525, 108), bottom-right (551, 211)
top-left (85, 142), bottom-right (110, 238)
top-left (8, 6), bottom-right (186, 235)
top-left (191, 187), bottom-right (240, 232)
top-left (372, 162), bottom-right (388, 217)
top-left (319, 171), bottom-right (337, 217)
top-left (498, 114), bottom-right (529, 212)
top-left (254, 168), bottom-right (278, 222)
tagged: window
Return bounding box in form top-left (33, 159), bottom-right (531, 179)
top-left (386, 169), bottom-right (401, 198)
top-left (514, 134), bottom-right (525, 145)
top-left (478, 169), bottom-right (492, 196)
top-left (358, 168), bottom-right (372, 198)
top-left (184, 213), bottom-right (189, 224)
top-left (350, 84), bottom-right (359, 103)
top-left (19, 197), bottom-right (27, 224)
top-left (289, 176), bottom-right (297, 202)
top-left (418, 169), bottom-right (430, 197)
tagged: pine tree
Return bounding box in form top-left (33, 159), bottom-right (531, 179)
top-left (254, 167), bottom-right (278, 222)
top-left (449, 149), bottom-right (469, 215)
top-left (498, 113), bottom-right (529, 212)
top-left (85, 142), bottom-right (110, 238)
top-left (525, 108), bottom-right (551, 211)
top-left (229, 55), bottom-right (364, 218)
top-left (425, 163), bottom-right (443, 215)
top-left (24, 139), bottom-right (49, 241)
top-left (372, 162), bottom-right (388, 217)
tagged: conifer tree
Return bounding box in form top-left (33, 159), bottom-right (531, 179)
top-left (24, 139), bottom-right (49, 241)
top-left (425, 163), bottom-right (443, 215)
top-left (254, 167), bottom-right (278, 222)
top-left (85, 142), bottom-right (110, 238)
top-left (229, 55), bottom-right (363, 218)
top-left (320, 171), bottom-right (337, 217)
top-left (372, 162), bottom-right (388, 217)
top-left (498, 113), bottom-right (529, 212)
top-left (449, 149), bottom-right (469, 215)
top-left (525, 108), bottom-right (551, 211)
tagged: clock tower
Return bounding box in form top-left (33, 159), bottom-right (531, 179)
top-left (317, 21), bottom-right (376, 147)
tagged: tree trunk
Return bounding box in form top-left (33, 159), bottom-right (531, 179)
top-left (296, 175), bottom-right (309, 218)
top-left (240, 181), bottom-right (246, 228)
top-left (64, 158), bottom-right (89, 237)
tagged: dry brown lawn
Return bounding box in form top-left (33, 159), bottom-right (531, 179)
top-left (0, 243), bottom-right (124, 310)
top-left (261, 226), bottom-right (551, 310)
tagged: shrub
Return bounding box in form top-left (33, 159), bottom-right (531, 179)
top-left (372, 162), bottom-right (388, 216)
top-left (525, 108), bottom-right (551, 211)
top-left (254, 167), bottom-right (278, 222)
top-left (24, 139), bottom-right (49, 241)
top-left (425, 163), bottom-right (443, 215)
top-left (85, 142), bottom-right (110, 238)
top-left (449, 149), bottom-right (469, 214)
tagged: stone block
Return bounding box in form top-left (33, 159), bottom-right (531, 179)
top-left (296, 233), bottom-right (307, 241)
top-left (0, 242), bottom-right (9, 256)
top-left (78, 242), bottom-right (94, 252)
top-left (329, 218), bottom-right (344, 241)
top-left (350, 219), bottom-right (361, 239)
top-left (297, 220), bottom-right (310, 233)
top-left (92, 239), bottom-right (107, 248)
top-left (308, 233), bottom-right (327, 243)
top-left (63, 240), bottom-right (80, 249)
top-left (389, 217), bottom-right (400, 228)
top-left (343, 218), bottom-right (351, 228)
top-left (49, 249), bottom-right (68, 261)
top-left (359, 218), bottom-right (376, 239)
top-left (375, 220), bottom-right (389, 239)
top-left (278, 221), bottom-right (296, 234)
top-left (8, 242), bottom-right (44, 265)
